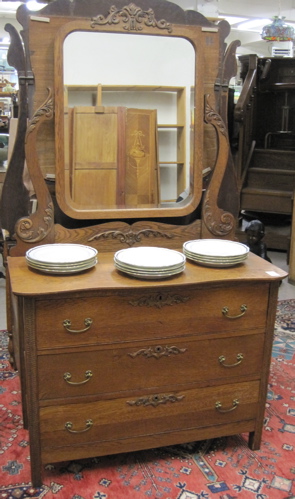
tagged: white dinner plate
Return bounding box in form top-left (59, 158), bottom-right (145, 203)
top-left (114, 247), bottom-right (186, 270)
top-left (184, 256), bottom-right (246, 268)
top-left (115, 263), bottom-right (185, 279)
top-left (26, 256), bottom-right (97, 270)
top-left (183, 251), bottom-right (248, 263)
top-left (27, 260), bottom-right (97, 274)
top-left (26, 244), bottom-right (98, 265)
top-left (183, 239), bottom-right (249, 258)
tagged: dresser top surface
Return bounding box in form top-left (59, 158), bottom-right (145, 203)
top-left (7, 251), bottom-right (288, 297)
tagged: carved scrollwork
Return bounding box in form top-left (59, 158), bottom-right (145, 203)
top-left (127, 393), bottom-right (184, 407)
top-left (203, 195), bottom-right (234, 236)
top-left (91, 3), bottom-right (173, 33)
top-left (14, 88), bottom-right (55, 245)
top-left (128, 345), bottom-right (187, 359)
top-left (204, 98), bottom-right (226, 136)
top-left (26, 88), bottom-right (53, 137)
top-left (202, 95), bottom-right (235, 237)
top-left (129, 292), bottom-right (189, 308)
top-left (15, 202), bottom-right (54, 242)
top-left (88, 229), bottom-right (173, 247)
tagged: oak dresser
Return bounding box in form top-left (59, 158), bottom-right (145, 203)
top-left (7, 251), bottom-right (287, 486)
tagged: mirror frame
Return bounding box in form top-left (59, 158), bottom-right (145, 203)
top-left (1, 0), bottom-right (239, 251)
top-left (59, 30), bottom-right (196, 217)
top-left (53, 11), bottom-right (217, 219)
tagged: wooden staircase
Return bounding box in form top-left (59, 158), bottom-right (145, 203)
top-left (233, 55), bottom-right (295, 252)
top-left (240, 148), bottom-right (295, 215)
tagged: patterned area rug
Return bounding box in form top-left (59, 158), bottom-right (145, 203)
top-left (0, 300), bottom-right (295, 499)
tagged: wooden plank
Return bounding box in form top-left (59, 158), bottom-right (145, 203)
top-left (70, 107), bottom-right (119, 207)
top-left (125, 108), bottom-right (159, 207)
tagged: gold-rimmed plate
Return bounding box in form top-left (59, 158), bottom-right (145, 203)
top-left (27, 258), bottom-right (97, 274)
top-left (183, 239), bottom-right (249, 258)
top-left (114, 247), bottom-right (186, 271)
top-left (26, 243), bottom-right (98, 265)
top-left (115, 262), bottom-right (185, 279)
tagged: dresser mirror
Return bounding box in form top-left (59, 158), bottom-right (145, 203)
top-left (0, 0), bottom-right (239, 254)
top-left (59, 31), bottom-right (195, 216)
top-left (54, 15), bottom-right (204, 220)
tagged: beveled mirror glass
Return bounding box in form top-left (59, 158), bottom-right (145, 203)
top-left (63, 32), bottom-right (195, 213)
top-left (53, 13), bottom-right (215, 220)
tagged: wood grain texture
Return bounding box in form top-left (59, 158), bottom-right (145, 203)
top-left (7, 251), bottom-right (287, 296)
top-left (7, 250), bottom-right (287, 485)
top-left (38, 333), bottom-right (265, 400)
top-left (1, 0), bottom-right (239, 252)
top-left (2, 0), bottom-right (289, 488)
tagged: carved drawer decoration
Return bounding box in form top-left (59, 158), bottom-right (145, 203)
top-left (39, 380), bottom-right (260, 459)
top-left (37, 333), bottom-right (264, 400)
top-left (35, 284), bottom-right (269, 349)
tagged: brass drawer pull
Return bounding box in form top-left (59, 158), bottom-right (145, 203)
top-left (65, 419), bottom-right (93, 433)
top-left (218, 353), bottom-right (244, 367)
top-left (215, 398), bottom-right (239, 413)
top-left (62, 318), bottom-right (93, 333)
top-left (128, 345), bottom-right (187, 359)
top-left (127, 393), bottom-right (184, 407)
top-left (63, 370), bottom-right (93, 385)
top-left (222, 304), bottom-right (247, 319)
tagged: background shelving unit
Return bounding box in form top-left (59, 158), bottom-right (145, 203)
top-left (65, 84), bottom-right (188, 202)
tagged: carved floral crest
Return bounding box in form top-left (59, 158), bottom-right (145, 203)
top-left (91, 3), bottom-right (173, 32)
top-left (89, 228), bottom-right (173, 246)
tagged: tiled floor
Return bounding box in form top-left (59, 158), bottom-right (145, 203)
top-left (0, 250), bottom-right (294, 331)
top-left (268, 250), bottom-right (295, 300)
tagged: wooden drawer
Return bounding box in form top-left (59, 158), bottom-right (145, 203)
top-left (38, 333), bottom-right (265, 400)
top-left (35, 283), bottom-right (269, 349)
top-left (39, 380), bottom-right (260, 460)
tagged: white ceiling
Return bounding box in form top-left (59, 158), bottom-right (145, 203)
top-left (0, 0), bottom-right (294, 57)
top-left (220, 0), bottom-right (295, 19)
top-left (219, 0), bottom-right (295, 56)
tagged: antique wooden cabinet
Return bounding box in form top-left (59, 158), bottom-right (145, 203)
top-left (0, 0), bottom-right (287, 489)
top-left (7, 252), bottom-right (287, 486)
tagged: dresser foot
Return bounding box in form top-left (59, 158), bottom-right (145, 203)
top-left (31, 465), bottom-right (43, 488)
top-left (7, 330), bottom-right (16, 370)
top-left (248, 430), bottom-right (262, 450)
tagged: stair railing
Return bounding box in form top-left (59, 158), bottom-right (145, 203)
top-left (234, 54), bottom-right (258, 191)
top-left (240, 139), bottom-right (256, 190)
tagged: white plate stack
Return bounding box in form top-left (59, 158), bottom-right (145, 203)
top-left (183, 239), bottom-right (249, 267)
top-left (114, 246), bottom-right (186, 279)
top-left (26, 244), bottom-right (98, 274)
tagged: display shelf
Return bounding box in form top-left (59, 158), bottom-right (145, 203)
top-left (65, 84), bottom-right (188, 201)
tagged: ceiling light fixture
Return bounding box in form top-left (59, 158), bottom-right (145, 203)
top-left (261, 0), bottom-right (294, 41)
top-left (261, 16), bottom-right (294, 41)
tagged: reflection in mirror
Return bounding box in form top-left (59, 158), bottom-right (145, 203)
top-left (63, 32), bottom-right (195, 210)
